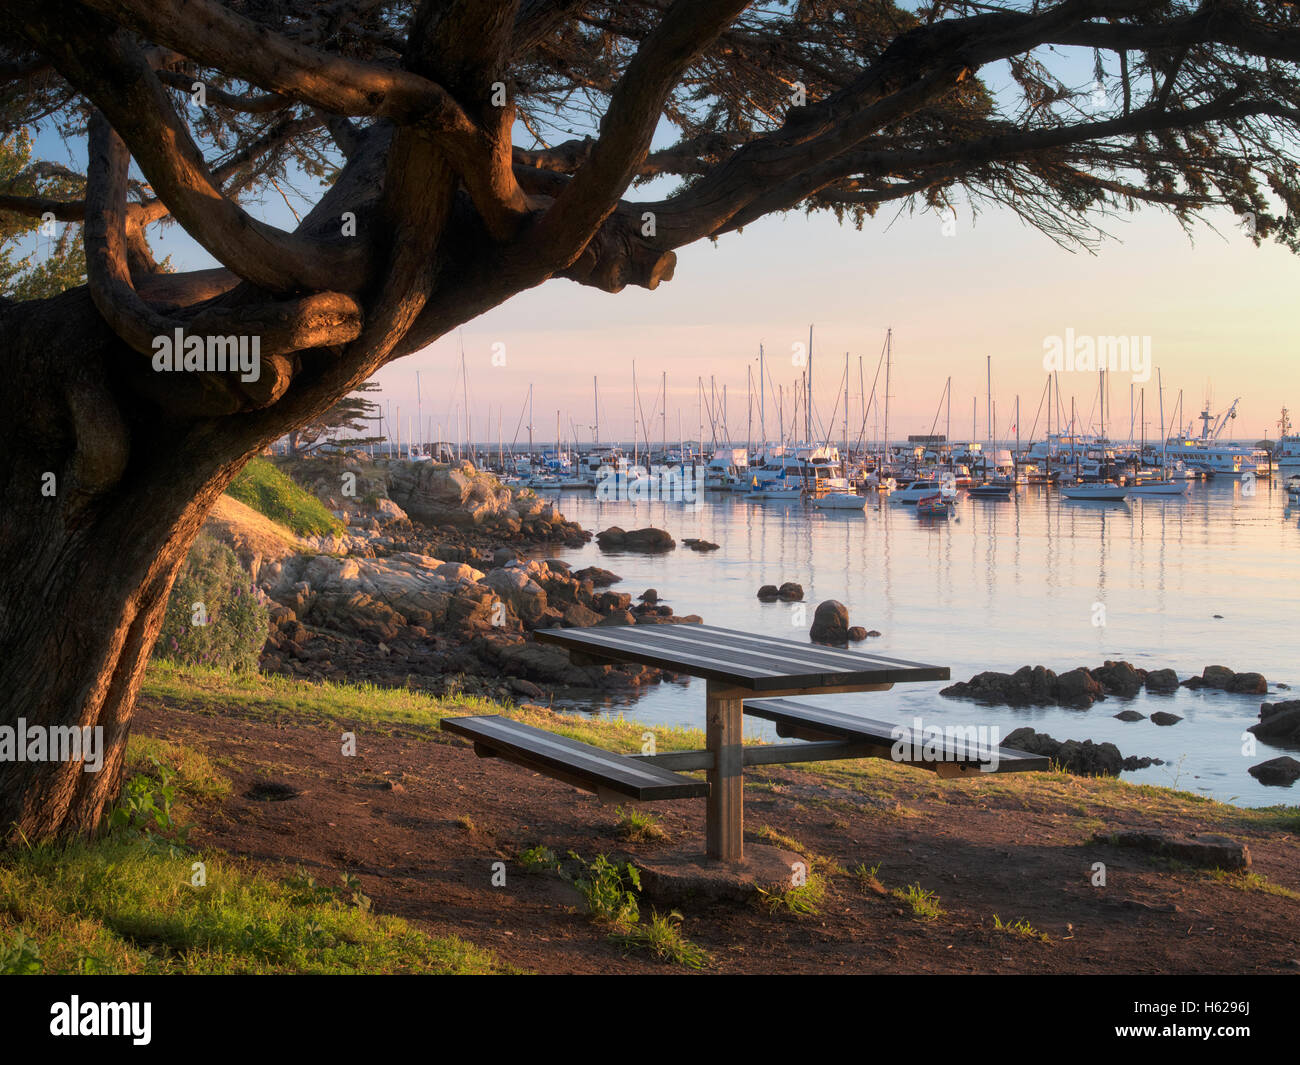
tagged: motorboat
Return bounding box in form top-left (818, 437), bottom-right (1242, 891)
top-left (967, 480), bottom-right (1015, 499)
top-left (890, 478), bottom-right (954, 504)
top-left (1125, 480), bottom-right (1189, 496)
top-left (812, 492), bottom-right (867, 510)
top-left (1061, 482), bottom-right (1129, 501)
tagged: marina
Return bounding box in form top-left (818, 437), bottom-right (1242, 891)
top-left (512, 475), bottom-right (1298, 809)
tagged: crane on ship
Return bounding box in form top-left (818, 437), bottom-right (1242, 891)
top-left (1192, 396), bottom-right (1240, 440)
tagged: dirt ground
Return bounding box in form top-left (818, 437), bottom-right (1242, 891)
top-left (134, 695), bottom-right (1300, 975)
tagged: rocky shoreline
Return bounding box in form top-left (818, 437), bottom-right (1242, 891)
top-left (208, 456), bottom-right (703, 704)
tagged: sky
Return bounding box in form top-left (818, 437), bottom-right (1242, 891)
top-left (22, 44), bottom-right (1300, 450)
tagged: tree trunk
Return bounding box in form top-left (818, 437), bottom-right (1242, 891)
top-left (0, 288), bottom-right (258, 839)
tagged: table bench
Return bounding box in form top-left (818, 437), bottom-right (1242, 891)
top-left (441, 715), bottom-right (709, 802)
top-left (441, 624), bottom-right (1045, 865)
top-left (742, 698), bottom-right (1050, 777)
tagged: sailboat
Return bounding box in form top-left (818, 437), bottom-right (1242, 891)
top-left (1125, 371), bottom-right (1188, 496)
top-left (968, 358), bottom-right (1015, 499)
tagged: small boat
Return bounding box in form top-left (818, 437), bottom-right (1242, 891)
top-left (915, 493), bottom-right (951, 518)
top-left (1125, 480), bottom-right (1189, 496)
top-left (812, 492), bottom-right (867, 510)
top-left (890, 478), bottom-right (949, 504)
top-left (968, 480), bottom-right (1014, 499)
top-left (1062, 482), bottom-right (1129, 501)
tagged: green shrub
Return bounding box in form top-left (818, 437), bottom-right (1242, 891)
top-left (228, 457), bottom-right (343, 537)
top-left (154, 535), bottom-right (270, 673)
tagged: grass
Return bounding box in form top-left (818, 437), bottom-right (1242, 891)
top-left (516, 845), bottom-right (561, 873)
top-left (892, 883), bottom-right (946, 921)
top-left (616, 806), bottom-right (669, 842)
top-left (1206, 869), bottom-right (1300, 900)
top-left (227, 456), bottom-right (344, 538)
top-left (852, 861), bottom-right (888, 895)
top-left (0, 839), bottom-right (507, 974)
top-left (609, 911), bottom-right (711, 969)
top-left (0, 731), bottom-right (511, 975)
top-left (992, 915), bottom-right (1050, 942)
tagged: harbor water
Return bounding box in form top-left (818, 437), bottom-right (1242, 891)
top-left (530, 476), bottom-right (1299, 807)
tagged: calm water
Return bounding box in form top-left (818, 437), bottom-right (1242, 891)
top-left (530, 479), bottom-right (1299, 807)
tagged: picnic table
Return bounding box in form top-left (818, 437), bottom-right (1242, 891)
top-left (441, 623), bottom-right (1047, 865)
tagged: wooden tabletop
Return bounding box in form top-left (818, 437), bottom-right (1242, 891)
top-left (533, 623), bottom-right (949, 691)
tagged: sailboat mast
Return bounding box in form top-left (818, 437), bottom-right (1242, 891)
top-left (882, 328), bottom-right (892, 472)
top-left (807, 324), bottom-right (814, 445)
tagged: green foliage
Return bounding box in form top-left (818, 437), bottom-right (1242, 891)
top-left (0, 130), bottom-right (88, 301)
top-left (517, 844), bottom-right (560, 872)
top-left (892, 883), bottom-right (946, 921)
top-left (574, 854), bottom-right (641, 927)
top-left (227, 456), bottom-right (344, 536)
top-left (107, 755), bottom-right (191, 850)
top-left (0, 931), bottom-right (42, 974)
top-left (757, 872), bottom-right (827, 916)
top-left (609, 910), bottom-right (711, 969)
top-left (0, 838), bottom-right (509, 974)
top-left (992, 915), bottom-right (1049, 941)
top-left (289, 380), bottom-right (383, 454)
top-left (154, 534), bottom-right (270, 673)
top-left (615, 805), bottom-right (669, 842)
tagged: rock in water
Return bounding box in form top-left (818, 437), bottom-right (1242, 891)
top-left (1248, 757), bottom-right (1300, 785)
top-left (1149, 711), bottom-right (1183, 726)
top-left (847, 626), bottom-right (868, 641)
top-left (809, 600), bottom-right (850, 645)
top-left (756, 584), bottom-right (780, 600)
top-left (1248, 700), bottom-right (1300, 742)
top-left (778, 582), bottom-right (804, 602)
top-left (1092, 660), bottom-right (1145, 697)
top-left (1229, 671), bottom-right (1268, 694)
top-left (1114, 710), bottom-right (1146, 722)
top-left (1201, 664), bottom-right (1236, 689)
top-left (1144, 668), bottom-right (1179, 693)
top-left (597, 526), bottom-right (675, 552)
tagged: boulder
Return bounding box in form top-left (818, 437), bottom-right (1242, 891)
top-left (847, 626), bottom-right (868, 641)
top-left (1201, 664), bottom-right (1236, 690)
top-left (638, 588), bottom-right (659, 603)
top-left (597, 526), bottom-right (675, 552)
top-left (1229, 671), bottom-right (1268, 694)
top-left (756, 584), bottom-right (780, 601)
top-left (572, 566), bottom-right (621, 587)
top-left (1248, 700), bottom-right (1300, 743)
top-left (561, 603), bottom-right (604, 628)
top-left (777, 582), bottom-right (804, 602)
top-left (1114, 710), bottom-right (1146, 722)
top-left (683, 538), bottom-right (720, 551)
top-left (1092, 660), bottom-right (1145, 697)
top-left (1149, 711), bottom-right (1183, 726)
top-left (482, 566), bottom-right (548, 624)
top-left (1055, 667), bottom-right (1105, 709)
top-left (1098, 830), bottom-right (1250, 870)
top-left (809, 600), bottom-right (849, 645)
top-left (1248, 756), bottom-right (1300, 786)
top-left (1002, 727), bottom-right (1125, 776)
top-left (498, 642), bottom-right (576, 683)
top-left (1144, 668), bottom-right (1180, 693)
